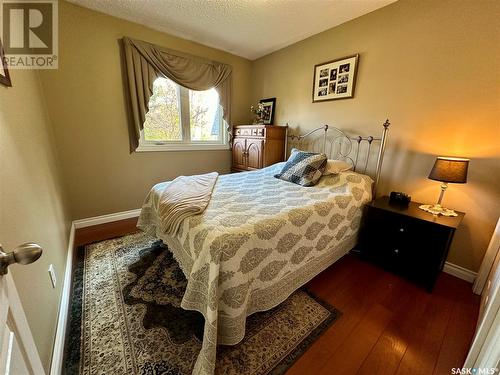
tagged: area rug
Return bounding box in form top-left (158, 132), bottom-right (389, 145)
top-left (63, 232), bottom-right (341, 375)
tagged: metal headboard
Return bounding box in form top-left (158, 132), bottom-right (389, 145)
top-left (286, 119), bottom-right (390, 199)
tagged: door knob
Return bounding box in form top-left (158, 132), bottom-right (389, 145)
top-left (0, 243), bottom-right (43, 275)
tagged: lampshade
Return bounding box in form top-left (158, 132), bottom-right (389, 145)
top-left (428, 157), bottom-right (469, 183)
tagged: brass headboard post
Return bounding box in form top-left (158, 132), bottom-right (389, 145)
top-left (372, 119), bottom-right (390, 199)
top-left (287, 119), bottom-right (390, 200)
top-left (284, 124), bottom-right (289, 161)
top-left (323, 124), bottom-right (329, 152)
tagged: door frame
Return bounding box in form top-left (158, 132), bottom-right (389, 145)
top-left (464, 247), bottom-right (500, 370)
top-left (474, 218), bottom-right (500, 294)
top-left (50, 223), bottom-right (76, 375)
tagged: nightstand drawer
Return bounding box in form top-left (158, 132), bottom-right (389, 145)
top-left (375, 243), bottom-right (409, 271)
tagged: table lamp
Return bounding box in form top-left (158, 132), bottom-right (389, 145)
top-left (419, 156), bottom-right (469, 216)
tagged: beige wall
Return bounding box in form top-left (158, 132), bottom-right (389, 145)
top-left (251, 0), bottom-right (500, 272)
top-left (39, 1), bottom-right (253, 220)
top-left (0, 69), bottom-right (71, 371)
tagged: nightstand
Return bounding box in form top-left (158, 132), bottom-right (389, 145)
top-left (356, 196), bottom-right (465, 291)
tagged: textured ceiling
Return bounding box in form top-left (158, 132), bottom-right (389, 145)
top-left (68, 0), bottom-right (396, 60)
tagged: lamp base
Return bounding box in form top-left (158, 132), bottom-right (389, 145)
top-left (419, 204), bottom-right (458, 217)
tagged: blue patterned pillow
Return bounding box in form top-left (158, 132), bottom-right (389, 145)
top-left (274, 149), bottom-right (327, 186)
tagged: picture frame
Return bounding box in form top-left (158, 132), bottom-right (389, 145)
top-left (0, 38), bottom-right (11, 87)
top-left (312, 54), bottom-right (359, 102)
top-left (259, 97), bottom-right (276, 125)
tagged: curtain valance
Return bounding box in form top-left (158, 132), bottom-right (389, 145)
top-left (122, 37), bottom-right (232, 151)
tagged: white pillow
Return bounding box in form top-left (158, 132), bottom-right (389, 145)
top-left (322, 159), bottom-right (353, 175)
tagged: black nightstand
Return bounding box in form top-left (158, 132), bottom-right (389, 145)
top-left (356, 196), bottom-right (464, 291)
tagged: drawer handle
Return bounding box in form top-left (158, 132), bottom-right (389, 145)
top-left (393, 249), bottom-right (399, 254)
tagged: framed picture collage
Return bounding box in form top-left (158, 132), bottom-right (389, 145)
top-left (312, 54), bottom-right (359, 102)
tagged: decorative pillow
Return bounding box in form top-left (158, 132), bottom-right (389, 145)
top-left (322, 159), bottom-right (353, 175)
top-left (274, 149), bottom-right (327, 186)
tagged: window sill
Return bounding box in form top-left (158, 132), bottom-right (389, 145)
top-left (135, 143), bottom-right (230, 152)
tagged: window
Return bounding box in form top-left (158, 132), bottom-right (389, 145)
top-left (137, 77), bottom-right (227, 151)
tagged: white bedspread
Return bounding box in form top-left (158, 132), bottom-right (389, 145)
top-left (137, 163), bottom-right (373, 375)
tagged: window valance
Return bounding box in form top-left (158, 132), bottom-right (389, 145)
top-left (122, 37), bottom-right (232, 151)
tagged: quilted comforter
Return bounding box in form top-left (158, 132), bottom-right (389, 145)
top-left (137, 163), bottom-right (373, 375)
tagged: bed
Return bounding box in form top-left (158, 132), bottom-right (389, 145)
top-left (137, 120), bottom-right (390, 375)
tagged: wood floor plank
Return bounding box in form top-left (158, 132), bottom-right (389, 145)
top-left (74, 217), bottom-right (139, 246)
top-left (394, 274), bottom-right (458, 375)
top-left (288, 266), bottom-right (399, 375)
top-left (287, 260), bottom-right (387, 375)
top-left (318, 303), bottom-right (393, 375)
top-left (356, 280), bottom-right (431, 375)
top-left (306, 255), bottom-right (358, 298)
top-left (433, 277), bottom-right (479, 374)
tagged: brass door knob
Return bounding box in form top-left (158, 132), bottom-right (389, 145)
top-left (0, 243), bottom-right (43, 275)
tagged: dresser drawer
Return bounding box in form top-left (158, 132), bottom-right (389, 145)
top-left (234, 127), bottom-right (266, 137)
top-left (235, 128), bottom-right (251, 136)
top-left (253, 128), bottom-right (265, 137)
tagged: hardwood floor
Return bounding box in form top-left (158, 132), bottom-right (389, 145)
top-left (74, 217), bottom-right (139, 247)
top-left (293, 257), bottom-right (479, 375)
top-left (75, 218), bottom-right (480, 375)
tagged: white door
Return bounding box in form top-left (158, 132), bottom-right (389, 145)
top-left (0, 246), bottom-right (45, 375)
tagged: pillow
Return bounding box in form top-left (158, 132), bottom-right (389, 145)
top-left (323, 159), bottom-right (353, 175)
top-left (274, 149), bottom-right (327, 186)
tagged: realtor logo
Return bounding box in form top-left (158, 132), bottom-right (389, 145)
top-left (1, 0), bottom-right (58, 69)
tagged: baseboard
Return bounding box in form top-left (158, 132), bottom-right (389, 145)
top-left (50, 222), bottom-right (75, 375)
top-left (73, 208), bottom-right (141, 229)
top-left (443, 261), bottom-right (477, 283)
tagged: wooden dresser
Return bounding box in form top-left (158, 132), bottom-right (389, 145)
top-left (232, 125), bottom-right (287, 172)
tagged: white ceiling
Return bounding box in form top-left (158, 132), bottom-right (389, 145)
top-left (68, 0), bottom-right (396, 60)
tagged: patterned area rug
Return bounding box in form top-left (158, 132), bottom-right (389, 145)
top-left (63, 232), bottom-right (341, 375)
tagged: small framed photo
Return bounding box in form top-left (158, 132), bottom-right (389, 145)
top-left (312, 54), bottom-right (358, 102)
top-left (0, 38), bottom-right (12, 87)
top-left (259, 97), bottom-right (276, 125)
